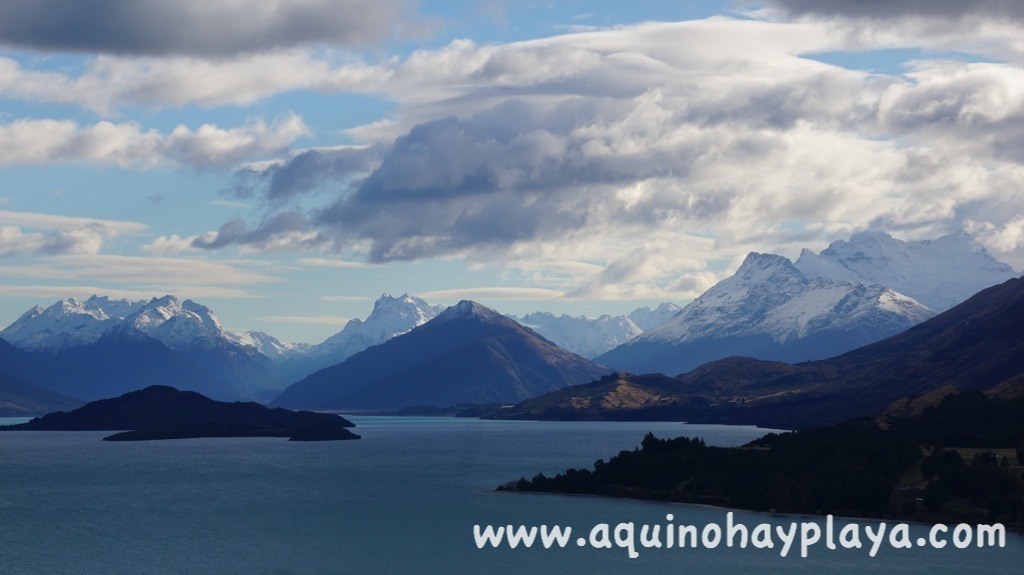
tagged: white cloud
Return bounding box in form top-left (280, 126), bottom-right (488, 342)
top-left (0, 115), bottom-right (308, 168)
top-left (0, 51), bottom-right (387, 114)
top-left (320, 295), bottom-right (373, 302)
top-left (0, 209), bottom-right (148, 233)
top-left (0, 210), bottom-right (148, 257)
top-left (296, 257), bottom-right (369, 268)
top-left (141, 234), bottom-right (201, 256)
top-left (0, 254), bottom-right (282, 287)
top-left (7, 14), bottom-right (1024, 302)
top-left (0, 284), bottom-right (260, 301)
top-left (416, 287), bottom-right (565, 301)
top-left (256, 315), bottom-right (352, 325)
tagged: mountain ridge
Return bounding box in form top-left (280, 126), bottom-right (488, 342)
top-left (596, 251), bottom-right (934, 375)
top-left (497, 276), bottom-right (1024, 429)
top-left (271, 300), bottom-right (612, 411)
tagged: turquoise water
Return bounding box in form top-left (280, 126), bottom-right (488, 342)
top-left (0, 416), bottom-right (1020, 574)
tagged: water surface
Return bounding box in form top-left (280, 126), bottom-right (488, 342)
top-left (0, 416), bottom-right (1019, 574)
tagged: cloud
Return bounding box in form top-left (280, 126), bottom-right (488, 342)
top-left (141, 234), bottom-right (201, 256)
top-left (296, 258), bottom-right (369, 269)
top-left (320, 295), bottom-right (373, 302)
top-left (256, 315), bottom-right (353, 326)
top-left (0, 0), bottom-right (412, 57)
top-left (0, 210), bottom-right (148, 257)
top-left (0, 115), bottom-right (308, 168)
top-left (230, 146), bottom-right (381, 203)
top-left (766, 0), bottom-right (1024, 22)
top-left (0, 51), bottom-right (389, 113)
top-left (0, 225), bottom-right (106, 256)
top-left (0, 254), bottom-right (281, 287)
top-left (0, 284), bottom-right (260, 301)
top-left (191, 211), bottom-right (323, 252)
top-left (0, 210), bottom-right (148, 234)
top-left (416, 287), bottom-right (565, 302)
top-left (760, 0), bottom-right (1024, 62)
top-left (191, 18), bottom-right (1024, 297)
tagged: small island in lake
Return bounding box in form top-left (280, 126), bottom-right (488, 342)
top-left (0, 385), bottom-right (360, 441)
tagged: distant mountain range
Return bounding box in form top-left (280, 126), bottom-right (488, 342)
top-left (511, 303), bottom-right (683, 359)
top-left (0, 295), bottom-right (282, 402)
top-left (271, 301), bottom-right (612, 411)
top-left (498, 275), bottom-right (1024, 429)
top-left (595, 231), bottom-right (1017, 375)
top-left (795, 231), bottom-right (1017, 312)
top-left (276, 293), bottom-right (445, 384)
top-left (0, 230), bottom-right (1019, 419)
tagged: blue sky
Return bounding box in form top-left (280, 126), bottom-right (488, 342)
top-left (2, 0), bottom-right (1023, 343)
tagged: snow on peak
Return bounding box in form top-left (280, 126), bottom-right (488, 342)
top-left (734, 252), bottom-right (805, 286)
top-left (227, 330), bottom-right (309, 363)
top-left (320, 293), bottom-right (443, 350)
top-left (435, 300), bottom-right (504, 323)
top-left (795, 230), bottom-right (1018, 311)
top-left (627, 302), bottom-right (682, 331)
top-left (638, 251), bottom-right (933, 346)
top-left (1, 297), bottom-right (115, 351)
top-left (1, 294), bottom-right (236, 353)
top-left (514, 311), bottom-right (642, 358)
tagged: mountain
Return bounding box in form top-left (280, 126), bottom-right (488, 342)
top-left (794, 231), bottom-right (1018, 312)
top-left (0, 295), bottom-right (284, 400)
top-left (596, 252), bottom-right (933, 375)
top-left (271, 300), bottom-right (612, 411)
top-left (41, 326), bottom-right (245, 402)
top-left (627, 302), bottom-right (682, 330)
top-left (276, 293), bottom-right (444, 384)
top-left (226, 331), bottom-right (311, 364)
top-left (0, 372), bottom-right (81, 417)
top-left (495, 371), bottom-right (705, 421)
top-left (502, 276), bottom-right (1024, 429)
top-left (0, 385), bottom-right (359, 441)
top-left (120, 296), bottom-right (284, 397)
top-left (0, 296), bottom-right (143, 352)
top-left (512, 312), bottom-right (643, 359)
top-left (510, 302), bottom-right (682, 358)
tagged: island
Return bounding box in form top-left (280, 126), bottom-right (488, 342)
top-left (0, 385), bottom-right (360, 441)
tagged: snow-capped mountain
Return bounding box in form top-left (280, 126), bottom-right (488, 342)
top-left (627, 302), bottom-right (682, 331)
top-left (0, 295), bottom-right (285, 400)
top-left (513, 312), bottom-right (643, 359)
top-left (795, 231), bottom-right (1019, 312)
top-left (127, 296), bottom-right (226, 350)
top-left (595, 252), bottom-right (934, 375)
top-left (227, 331), bottom-right (311, 364)
top-left (0, 296), bottom-right (143, 352)
top-left (276, 293), bottom-right (445, 384)
top-left (2, 295), bottom-right (230, 353)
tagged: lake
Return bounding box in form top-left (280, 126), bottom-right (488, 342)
top-left (0, 416), bottom-right (1020, 574)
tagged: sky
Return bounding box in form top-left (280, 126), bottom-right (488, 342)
top-left (2, 0), bottom-right (1024, 344)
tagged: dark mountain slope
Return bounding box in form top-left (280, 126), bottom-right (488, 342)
top-left (45, 328), bottom-right (245, 402)
top-left (272, 301), bottom-right (611, 411)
